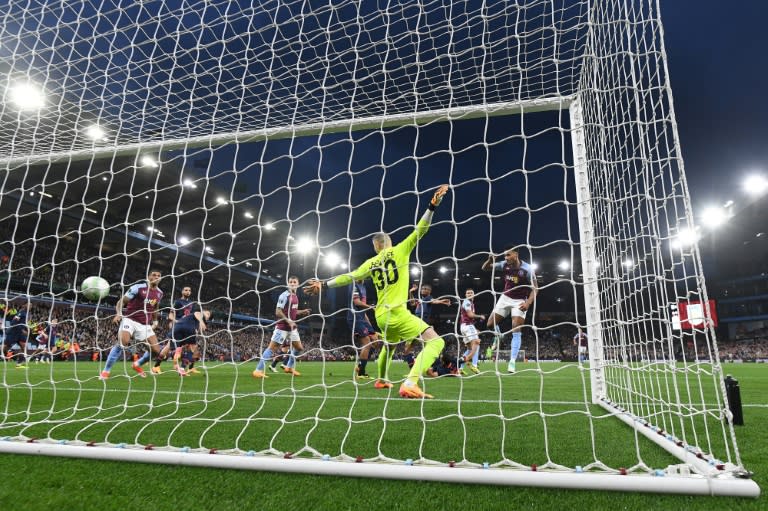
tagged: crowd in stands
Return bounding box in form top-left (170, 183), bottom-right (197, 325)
top-left (719, 338), bottom-right (768, 362)
top-left (6, 295), bottom-right (768, 365)
top-left (0, 223), bottom-right (274, 318)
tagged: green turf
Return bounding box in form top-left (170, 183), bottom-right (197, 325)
top-left (0, 360), bottom-right (765, 510)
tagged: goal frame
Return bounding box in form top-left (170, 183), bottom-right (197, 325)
top-left (0, 95), bottom-right (759, 496)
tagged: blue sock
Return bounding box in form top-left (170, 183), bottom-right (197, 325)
top-left (286, 349), bottom-right (300, 368)
top-left (461, 349), bottom-right (470, 366)
top-left (104, 344), bottom-right (123, 372)
top-left (511, 332), bottom-right (522, 362)
top-left (137, 350), bottom-right (151, 367)
top-left (257, 348), bottom-right (273, 371)
top-left (472, 347), bottom-right (480, 366)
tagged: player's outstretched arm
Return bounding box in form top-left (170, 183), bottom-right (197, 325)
top-left (399, 185), bottom-right (449, 253)
top-left (304, 264), bottom-right (372, 296)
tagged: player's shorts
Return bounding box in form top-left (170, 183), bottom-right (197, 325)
top-left (431, 364), bottom-right (452, 377)
top-left (170, 325), bottom-right (198, 347)
top-left (271, 328), bottom-right (300, 346)
top-left (3, 333), bottom-right (26, 346)
top-left (492, 294), bottom-right (528, 319)
top-left (578, 346), bottom-right (587, 355)
top-left (348, 317), bottom-right (376, 338)
top-left (375, 306), bottom-right (430, 345)
top-left (460, 323), bottom-right (480, 343)
top-left (119, 317), bottom-right (156, 342)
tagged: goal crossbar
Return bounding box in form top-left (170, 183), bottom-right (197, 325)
top-left (0, 96), bottom-right (572, 169)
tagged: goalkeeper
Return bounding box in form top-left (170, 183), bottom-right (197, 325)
top-left (304, 185), bottom-right (449, 399)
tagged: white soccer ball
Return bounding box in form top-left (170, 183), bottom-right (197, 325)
top-left (80, 276), bottom-right (111, 301)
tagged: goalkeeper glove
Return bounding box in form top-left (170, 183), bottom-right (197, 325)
top-left (430, 184), bottom-right (449, 209)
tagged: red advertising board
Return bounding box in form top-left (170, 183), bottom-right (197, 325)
top-left (678, 299), bottom-right (718, 329)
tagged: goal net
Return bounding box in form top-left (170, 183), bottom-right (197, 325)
top-left (0, 0), bottom-right (757, 496)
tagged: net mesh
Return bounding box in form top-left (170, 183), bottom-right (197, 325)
top-left (0, 0), bottom-right (749, 486)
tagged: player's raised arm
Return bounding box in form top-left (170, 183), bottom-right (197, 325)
top-left (481, 254), bottom-right (495, 271)
top-left (398, 184), bottom-right (449, 254)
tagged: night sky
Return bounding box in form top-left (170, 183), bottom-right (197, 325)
top-left (660, 1), bottom-right (768, 212)
top-left (3, 0), bottom-right (766, 281)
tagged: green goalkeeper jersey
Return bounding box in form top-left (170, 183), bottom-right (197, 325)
top-left (329, 217), bottom-right (431, 313)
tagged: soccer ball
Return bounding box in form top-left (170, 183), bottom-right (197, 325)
top-left (80, 276), bottom-right (111, 301)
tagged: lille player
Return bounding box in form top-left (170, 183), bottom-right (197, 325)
top-left (458, 288), bottom-right (485, 375)
top-left (2, 300), bottom-right (30, 368)
top-left (153, 286), bottom-right (203, 375)
top-left (348, 279), bottom-right (380, 380)
top-left (408, 283), bottom-right (451, 324)
top-left (304, 185), bottom-right (450, 399)
top-left (252, 276), bottom-right (311, 378)
top-left (482, 248), bottom-right (538, 373)
top-left (100, 269), bottom-right (164, 380)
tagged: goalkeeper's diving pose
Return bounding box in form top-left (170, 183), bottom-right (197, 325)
top-left (304, 185), bottom-right (450, 399)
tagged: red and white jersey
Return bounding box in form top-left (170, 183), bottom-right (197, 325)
top-left (493, 261), bottom-right (536, 300)
top-left (275, 290), bottom-right (299, 332)
top-left (574, 332), bottom-right (588, 347)
top-left (123, 282), bottom-right (164, 325)
top-left (460, 299), bottom-right (476, 325)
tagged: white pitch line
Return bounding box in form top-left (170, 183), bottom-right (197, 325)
top-left (7, 385), bottom-right (767, 408)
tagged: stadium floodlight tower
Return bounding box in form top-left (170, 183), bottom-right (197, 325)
top-left (0, 0), bottom-right (758, 498)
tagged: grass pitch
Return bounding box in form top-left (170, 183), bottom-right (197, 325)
top-left (0, 360), bottom-right (765, 510)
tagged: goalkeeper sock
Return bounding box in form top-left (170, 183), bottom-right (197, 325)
top-left (406, 337), bottom-right (445, 386)
top-left (136, 350), bottom-right (151, 367)
top-left (377, 344), bottom-right (395, 381)
top-left (511, 332), bottom-right (522, 361)
top-left (257, 348), bottom-right (272, 371)
top-left (103, 344), bottom-right (123, 372)
top-left (271, 356), bottom-right (281, 368)
top-left (153, 357), bottom-right (163, 368)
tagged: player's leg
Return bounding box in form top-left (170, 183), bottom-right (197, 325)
top-left (459, 337), bottom-right (471, 375)
top-left (471, 339), bottom-right (481, 367)
top-left (269, 347), bottom-right (282, 372)
top-left (402, 342), bottom-right (415, 369)
top-left (355, 330), bottom-right (377, 379)
top-left (375, 341), bottom-right (397, 388)
top-left (400, 325), bottom-right (445, 399)
top-left (152, 339), bottom-right (172, 373)
top-left (135, 332), bottom-right (160, 367)
top-left (101, 322), bottom-right (135, 379)
top-left (486, 309), bottom-right (505, 345)
top-left (169, 331), bottom-right (194, 376)
top-left (15, 340), bottom-right (28, 367)
top-left (374, 315), bottom-right (398, 388)
top-left (487, 296), bottom-right (512, 371)
top-left (284, 335), bottom-right (302, 376)
top-left (254, 335), bottom-right (281, 377)
top-left (508, 315), bottom-right (525, 373)
top-left (462, 340), bottom-right (481, 375)
top-left (133, 331), bottom-right (161, 377)
top-left (187, 343), bottom-right (201, 374)
top-left (171, 339), bottom-right (190, 376)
